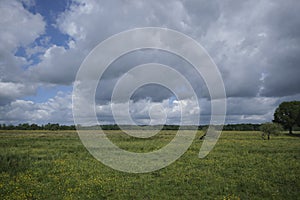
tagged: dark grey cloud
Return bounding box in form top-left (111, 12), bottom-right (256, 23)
top-left (31, 0), bottom-right (300, 99)
top-left (201, 0), bottom-right (300, 98)
top-left (95, 49), bottom-right (207, 104)
top-left (256, 0), bottom-right (300, 96)
top-left (1, 0), bottom-right (300, 124)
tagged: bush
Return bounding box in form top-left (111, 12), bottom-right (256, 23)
top-left (260, 123), bottom-right (283, 140)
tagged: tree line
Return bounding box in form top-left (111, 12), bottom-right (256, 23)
top-left (0, 123), bottom-right (263, 131)
top-left (0, 123), bottom-right (76, 131)
top-left (0, 123), bottom-right (298, 131)
top-left (1, 101), bottom-right (299, 132)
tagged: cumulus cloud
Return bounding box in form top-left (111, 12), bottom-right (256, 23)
top-left (202, 0), bottom-right (300, 97)
top-left (31, 0), bottom-right (300, 98)
top-left (0, 0), bottom-right (44, 51)
top-left (0, 92), bottom-right (73, 124)
top-left (1, 0), bottom-right (300, 124)
top-left (0, 0), bottom-right (45, 105)
top-left (28, 44), bottom-right (82, 84)
top-left (94, 98), bottom-right (200, 125)
top-left (0, 82), bottom-right (36, 106)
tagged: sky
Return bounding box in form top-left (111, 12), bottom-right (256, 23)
top-left (0, 0), bottom-right (300, 125)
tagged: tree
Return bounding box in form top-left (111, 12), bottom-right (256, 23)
top-left (199, 126), bottom-right (208, 140)
top-left (273, 101), bottom-right (300, 134)
top-left (260, 123), bottom-right (283, 140)
top-left (44, 123), bottom-right (60, 131)
top-left (30, 123), bottom-right (40, 130)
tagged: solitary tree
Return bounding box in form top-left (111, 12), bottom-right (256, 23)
top-left (199, 126), bottom-right (208, 140)
top-left (260, 123), bottom-right (282, 140)
top-left (273, 101), bottom-right (300, 134)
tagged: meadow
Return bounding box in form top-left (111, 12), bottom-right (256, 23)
top-left (0, 130), bottom-right (299, 200)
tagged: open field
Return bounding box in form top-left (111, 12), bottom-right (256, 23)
top-left (0, 130), bottom-right (299, 200)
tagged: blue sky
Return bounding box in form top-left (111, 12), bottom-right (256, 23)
top-left (0, 0), bottom-right (300, 125)
top-left (15, 0), bottom-right (72, 103)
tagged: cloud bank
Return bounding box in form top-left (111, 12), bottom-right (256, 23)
top-left (1, 0), bottom-right (299, 125)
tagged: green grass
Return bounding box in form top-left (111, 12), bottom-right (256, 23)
top-left (0, 130), bottom-right (299, 200)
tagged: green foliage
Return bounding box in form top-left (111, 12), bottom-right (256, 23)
top-left (0, 123), bottom-right (266, 131)
top-left (274, 101), bottom-right (300, 134)
top-left (260, 123), bottom-right (283, 140)
top-left (0, 123), bottom-right (76, 131)
top-left (222, 123), bottom-right (260, 131)
top-left (0, 130), bottom-right (299, 199)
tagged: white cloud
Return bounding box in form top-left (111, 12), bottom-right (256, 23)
top-left (0, 0), bottom-right (45, 51)
top-left (1, 0), bottom-right (300, 125)
top-left (0, 81), bottom-right (36, 105)
top-left (0, 92), bottom-right (73, 124)
top-left (31, 0), bottom-right (299, 98)
top-left (0, 0), bottom-right (45, 105)
top-left (94, 98), bottom-right (200, 125)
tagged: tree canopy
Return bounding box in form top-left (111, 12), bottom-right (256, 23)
top-left (260, 122), bottom-right (282, 140)
top-left (273, 101), bottom-right (300, 134)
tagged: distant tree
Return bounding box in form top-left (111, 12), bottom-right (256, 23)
top-left (273, 101), bottom-right (300, 134)
top-left (30, 123), bottom-right (40, 130)
top-left (51, 123), bottom-right (60, 131)
top-left (44, 123), bottom-right (60, 131)
top-left (260, 123), bottom-right (283, 140)
top-left (7, 124), bottom-right (14, 130)
top-left (76, 124), bottom-right (82, 130)
top-left (70, 125), bottom-right (76, 130)
top-left (199, 126), bottom-right (208, 140)
top-left (17, 123), bottom-right (30, 130)
top-left (44, 123), bottom-right (51, 130)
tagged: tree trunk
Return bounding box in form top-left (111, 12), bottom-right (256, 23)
top-left (289, 127), bottom-right (293, 134)
top-left (267, 133), bottom-right (270, 140)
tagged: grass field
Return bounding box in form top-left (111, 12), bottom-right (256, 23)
top-left (0, 130), bottom-right (299, 200)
